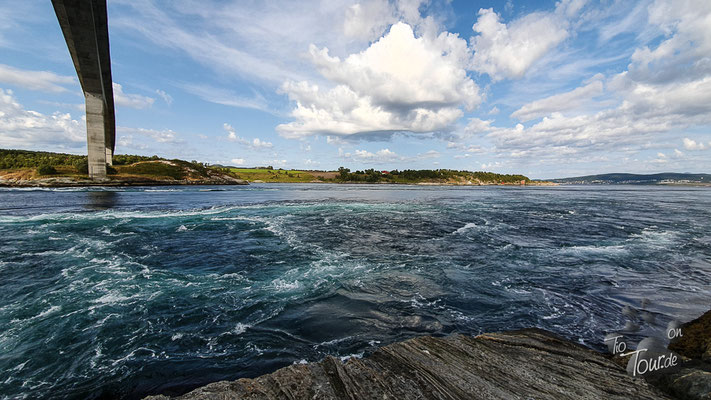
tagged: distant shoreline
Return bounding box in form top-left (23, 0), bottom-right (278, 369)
top-left (5, 179), bottom-right (711, 188)
top-left (0, 178), bottom-right (555, 188)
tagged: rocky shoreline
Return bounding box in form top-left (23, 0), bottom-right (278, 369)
top-left (144, 311), bottom-right (711, 400)
top-left (140, 323), bottom-right (704, 400)
top-left (0, 176), bottom-right (248, 187)
top-left (0, 178), bottom-right (558, 188)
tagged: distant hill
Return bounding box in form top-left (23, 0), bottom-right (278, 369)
top-left (550, 173), bottom-right (711, 184)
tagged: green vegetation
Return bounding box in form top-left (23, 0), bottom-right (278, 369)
top-left (0, 149), bottom-right (86, 170)
top-left (112, 154), bottom-right (160, 165)
top-left (118, 161), bottom-right (185, 180)
top-left (37, 164), bottom-right (57, 175)
top-left (229, 168), bottom-right (317, 182)
top-left (335, 167), bottom-right (529, 184)
top-left (1, 149), bottom-right (530, 185)
top-left (0, 149), bottom-right (238, 181)
top-left (74, 159), bottom-right (88, 174)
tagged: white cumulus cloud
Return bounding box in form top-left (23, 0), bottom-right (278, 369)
top-left (113, 83), bottom-right (155, 109)
top-left (278, 22), bottom-right (480, 138)
top-left (223, 123), bottom-right (273, 149)
top-left (683, 138), bottom-right (707, 150)
top-left (343, 148), bottom-right (402, 163)
top-left (470, 7), bottom-right (570, 81)
top-left (0, 88), bottom-right (84, 150)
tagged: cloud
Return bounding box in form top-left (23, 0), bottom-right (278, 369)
top-left (112, 0), bottom-right (446, 88)
top-left (180, 83), bottom-right (269, 112)
top-left (0, 88), bottom-right (84, 151)
top-left (114, 126), bottom-right (188, 155)
top-left (448, 0), bottom-right (711, 167)
top-left (0, 86), bottom-right (189, 156)
top-left (511, 76), bottom-right (604, 121)
top-left (342, 148), bottom-right (402, 163)
top-left (117, 126), bottom-right (181, 143)
top-left (156, 89), bottom-right (173, 105)
top-left (112, 83), bottom-right (155, 109)
top-left (0, 64), bottom-right (75, 93)
top-left (339, 147), bottom-right (440, 164)
top-left (343, 0), bottom-right (438, 41)
top-left (223, 123), bottom-right (273, 149)
top-left (683, 138), bottom-right (707, 150)
top-left (343, 0), bottom-right (395, 41)
top-left (469, 7), bottom-right (570, 81)
top-left (278, 22), bottom-right (480, 138)
top-left (629, 0), bottom-right (711, 85)
top-left (231, 158), bottom-right (246, 165)
top-left (417, 150), bottom-right (440, 159)
top-left (111, 0), bottom-right (354, 85)
top-left (250, 138), bottom-right (272, 149)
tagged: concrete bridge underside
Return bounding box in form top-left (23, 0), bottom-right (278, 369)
top-left (52, 0), bottom-right (115, 179)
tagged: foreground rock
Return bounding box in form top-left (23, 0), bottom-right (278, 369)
top-left (147, 328), bottom-right (668, 400)
top-left (670, 310), bottom-right (711, 361)
top-left (653, 310), bottom-right (711, 399)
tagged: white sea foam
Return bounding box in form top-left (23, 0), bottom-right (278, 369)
top-left (233, 323), bottom-right (251, 335)
top-left (92, 293), bottom-right (138, 305)
top-left (271, 279), bottom-right (300, 292)
top-left (561, 244), bottom-right (627, 255)
top-left (37, 305), bottom-right (61, 318)
top-left (453, 222), bottom-right (478, 234)
top-left (339, 352), bottom-right (364, 362)
top-left (629, 228), bottom-right (677, 247)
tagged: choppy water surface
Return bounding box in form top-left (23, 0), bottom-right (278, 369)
top-left (1, 184), bottom-right (710, 399)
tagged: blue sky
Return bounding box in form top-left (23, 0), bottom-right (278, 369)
top-left (1, 0), bottom-right (710, 179)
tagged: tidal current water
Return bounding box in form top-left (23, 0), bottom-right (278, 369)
top-left (1, 184), bottom-right (710, 399)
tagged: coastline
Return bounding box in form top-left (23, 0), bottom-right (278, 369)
top-left (145, 311), bottom-right (711, 400)
top-left (0, 176), bottom-right (248, 188)
top-left (0, 178), bottom-right (556, 188)
top-left (141, 329), bottom-right (662, 400)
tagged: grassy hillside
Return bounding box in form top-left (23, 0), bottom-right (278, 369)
top-left (229, 168), bottom-right (317, 182)
top-left (0, 149), bottom-right (241, 183)
top-left (1, 149), bottom-right (532, 185)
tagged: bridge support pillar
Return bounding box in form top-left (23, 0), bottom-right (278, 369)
top-left (86, 93), bottom-right (107, 179)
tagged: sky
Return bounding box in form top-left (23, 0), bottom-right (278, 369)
top-left (1, 0), bottom-right (710, 179)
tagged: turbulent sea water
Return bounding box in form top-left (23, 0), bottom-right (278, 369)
top-left (1, 184), bottom-right (710, 399)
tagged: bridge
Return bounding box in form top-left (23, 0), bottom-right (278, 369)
top-left (52, 0), bottom-right (115, 179)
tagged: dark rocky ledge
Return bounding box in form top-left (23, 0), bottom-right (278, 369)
top-left (656, 310), bottom-right (711, 399)
top-left (146, 328), bottom-right (669, 400)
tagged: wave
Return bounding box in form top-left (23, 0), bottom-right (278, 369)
top-left (453, 222), bottom-right (479, 234)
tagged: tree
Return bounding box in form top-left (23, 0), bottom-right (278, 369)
top-left (37, 164), bottom-right (57, 175)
